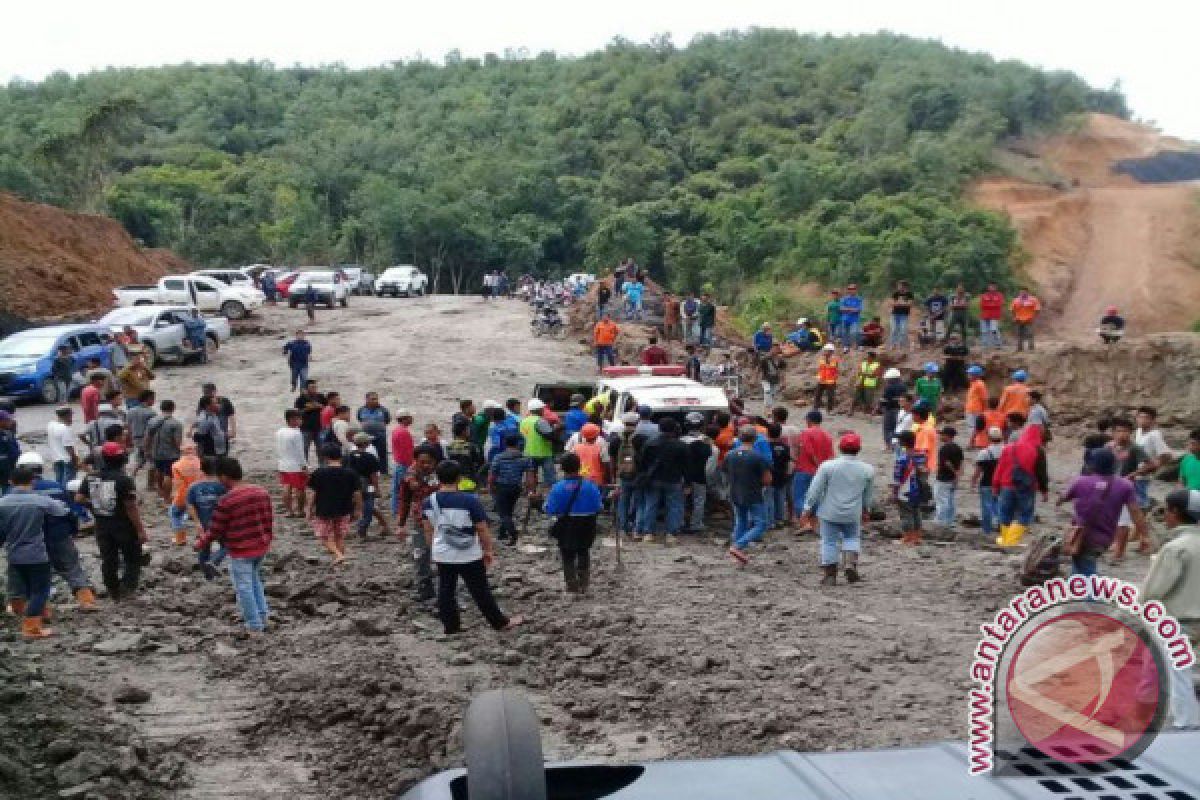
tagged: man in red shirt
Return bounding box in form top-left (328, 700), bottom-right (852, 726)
top-left (196, 457), bottom-right (273, 634)
top-left (320, 391), bottom-right (341, 431)
top-left (390, 409), bottom-right (415, 516)
top-left (640, 336), bottom-right (669, 366)
top-left (978, 283), bottom-right (1005, 348)
top-left (791, 410), bottom-right (834, 530)
top-left (80, 372), bottom-right (105, 423)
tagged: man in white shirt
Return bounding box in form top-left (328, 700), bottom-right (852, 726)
top-left (1135, 406), bottom-right (1172, 510)
top-left (276, 409), bottom-right (308, 517)
top-left (46, 406), bottom-right (80, 486)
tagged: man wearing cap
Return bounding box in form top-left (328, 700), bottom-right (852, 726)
top-left (850, 351), bottom-right (881, 416)
top-left (838, 284), bottom-right (864, 352)
top-left (813, 345), bottom-right (840, 413)
top-left (971, 426), bottom-right (1006, 539)
top-left (78, 443), bottom-right (147, 601)
top-left (390, 409), bottom-right (416, 517)
top-left (997, 370), bottom-right (1032, 418)
top-left (520, 399), bottom-right (557, 488)
top-left (346, 432), bottom-right (389, 539)
top-left (116, 352), bottom-right (155, 409)
top-left (786, 319), bottom-right (813, 352)
top-left (16, 453), bottom-right (98, 612)
top-left (801, 432), bottom-right (874, 586)
top-left (964, 366), bottom-right (988, 445)
top-left (609, 412), bottom-right (644, 539)
top-left (46, 406), bottom-right (80, 487)
top-left (680, 412), bottom-right (715, 534)
top-left (0, 410), bottom-right (20, 495)
top-left (82, 403), bottom-right (124, 466)
top-left (879, 369), bottom-right (907, 447)
top-left (791, 410), bottom-right (834, 531)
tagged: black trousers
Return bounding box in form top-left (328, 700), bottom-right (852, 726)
top-left (493, 484), bottom-right (521, 542)
top-left (437, 560), bottom-right (508, 634)
top-left (813, 384), bottom-right (836, 412)
top-left (95, 526), bottom-right (142, 597)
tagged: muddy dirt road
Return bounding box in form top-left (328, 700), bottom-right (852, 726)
top-left (1, 296), bottom-right (1171, 799)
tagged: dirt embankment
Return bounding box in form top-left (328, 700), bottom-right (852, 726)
top-left (970, 113), bottom-right (1200, 337)
top-left (0, 192), bottom-right (187, 319)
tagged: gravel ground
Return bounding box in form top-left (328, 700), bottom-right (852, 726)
top-left (1, 295), bottom-right (1173, 799)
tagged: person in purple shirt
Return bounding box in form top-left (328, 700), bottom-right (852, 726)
top-left (1059, 448), bottom-right (1148, 576)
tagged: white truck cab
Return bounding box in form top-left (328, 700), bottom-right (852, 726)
top-left (533, 366), bottom-right (730, 429)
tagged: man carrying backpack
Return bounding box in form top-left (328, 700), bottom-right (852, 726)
top-left (544, 454), bottom-right (604, 594)
top-left (609, 413), bottom-right (643, 540)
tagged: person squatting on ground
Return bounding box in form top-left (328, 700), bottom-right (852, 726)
top-left (196, 457), bottom-right (273, 634)
top-left (78, 444), bottom-right (147, 602)
top-left (801, 432), bottom-right (874, 586)
top-left (421, 460), bottom-right (522, 635)
top-left (1, 466), bottom-right (73, 638)
top-left (544, 453), bottom-right (603, 594)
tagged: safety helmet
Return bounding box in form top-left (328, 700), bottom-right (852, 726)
top-left (685, 411), bottom-right (705, 427)
top-left (1105, 306), bottom-right (1118, 315)
top-left (1012, 369), bottom-right (1028, 382)
top-left (16, 452), bottom-right (44, 468)
top-left (823, 343), bottom-right (836, 352)
top-left (581, 423), bottom-right (601, 441)
top-left (527, 398), bottom-right (545, 411)
top-left (883, 368), bottom-right (901, 380)
top-left (967, 365), bottom-right (984, 377)
top-left (924, 362), bottom-right (939, 373)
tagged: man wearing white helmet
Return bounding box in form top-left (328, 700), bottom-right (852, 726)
top-left (610, 412), bottom-right (644, 539)
top-left (879, 367), bottom-right (907, 447)
top-left (520, 398), bottom-right (557, 488)
top-left (813, 344), bottom-right (840, 413)
top-left (14, 453), bottom-right (98, 612)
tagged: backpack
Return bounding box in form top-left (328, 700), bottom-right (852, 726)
top-left (616, 433), bottom-right (638, 480)
top-left (429, 493), bottom-right (477, 551)
top-left (1021, 532), bottom-right (1063, 586)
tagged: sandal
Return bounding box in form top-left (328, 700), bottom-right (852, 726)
top-left (500, 615), bottom-right (525, 631)
top-left (727, 547), bottom-right (749, 565)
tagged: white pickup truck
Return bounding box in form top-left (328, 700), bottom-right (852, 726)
top-left (112, 275), bottom-right (264, 319)
top-left (97, 306), bottom-right (232, 368)
top-left (533, 366), bottom-right (730, 429)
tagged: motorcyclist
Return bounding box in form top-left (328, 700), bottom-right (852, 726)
top-left (1098, 305), bottom-right (1124, 344)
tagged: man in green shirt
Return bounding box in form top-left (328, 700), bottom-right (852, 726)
top-left (914, 362), bottom-right (943, 412)
top-left (520, 398), bottom-right (557, 488)
top-left (1181, 429), bottom-right (1200, 490)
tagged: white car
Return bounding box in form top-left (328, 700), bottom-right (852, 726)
top-left (112, 275), bottom-right (264, 319)
top-left (566, 272), bottom-right (596, 290)
top-left (97, 305), bottom-right (232, 368)
top-left (287, 271), bottom-right (349, 309)
top-left (191, 268), bottom-right (256, 289)
top-left (374, 266), bottom-right (428, 297)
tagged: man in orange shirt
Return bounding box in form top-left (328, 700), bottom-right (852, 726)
top-left (593, 313), bottom-right (619, 372)
top-left (570, 424), bottom-right (609, 486)
top-left (964, 365), bottom-right (988, 447)
top-left (997, 369), bottom-right (1032, 418)
top-left (912, 406), bottom-right (939, 477)
top-left (1009, 288), bottom-right (1041, 352)
top-left (813, 344), bottom-right (840, 413)
top-left (169, 443), bottom-right (203, 546)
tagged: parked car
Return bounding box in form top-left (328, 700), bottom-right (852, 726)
top-left (112, 275), bottom-right (264, 320)
top-left (566, 272), bottom-right (596, 290)
top-left (337, 265), bottom-right (372, 295)
top-left (272, 270), bottom-right (300, 299)
top-left (0, 324), bottom-right (113, 404)
top-left (97, 306), bottom-right (231, 368)
top-left (287, 271), bottom-right (349, 309)
top-left (191, 268), bottom-right (255, 288)
top-left (374, 265), bottom-right (428, 297)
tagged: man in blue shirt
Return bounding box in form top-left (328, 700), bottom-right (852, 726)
top-left (563, 394), bottom-right (589, 438)
top-left (752, 323), bottom-right (774, 354)
top-left (623, 280), bottom-right (645, 321)
top-left (17, 453), bottom-right (97, 611)
top-left (839, 283), bottom-right (864, 352)
top-left (0, 466), bottom-right (71, 637)
top-left (282, 330), bottom-right (313, 392)
top-left (543, 453), bottom-right (604, 593)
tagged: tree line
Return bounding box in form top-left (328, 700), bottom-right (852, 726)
top-left (0, 29), bottom-right (1126, 301)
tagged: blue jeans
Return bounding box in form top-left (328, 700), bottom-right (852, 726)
top-left (1071, 554), bottom-right (1098, 577)
top-left (1134, 479), bottom-right (1150, 509)
top-left (7, 562), bottom-right (53, 617)
top-left (765, 485), bottom-right (788, 524)
top-left (889, 314), bottom-right (909, 347)
top-left (358, 490), bottom-right (377, 534)
top-left (997, 487), bottom-right (1035, 526)
top-left (980, 319), bottom-right (1000, 347)
top-left (934, 480), bottom-right (956, 526)
top-left (827, 319), bottom-right (842, 345)
top-left (699, 325), bottom-right (713, 346)
top-left (686, 482), bottom-right (707, 531)
top-left (731, 502), bottom-right (767, 550)
top-left (638, 481), bottom-right (684, 535)
top-left (792, 472), bottom-right (816, 514)
top-left (818, 518), bottom-right (861, 566)
top-left (595, 346), bottom-right (616, 369)
top-left (168, 504), bottom-right (189, 532)
top-left (45, 534), bottom-right (90, 591)
top-left (979, 487), bottom-right (998, 535)
top-left (289, 364), bottom-right (308, 391)
top-left (530, 456), bottom-right (556, 488)
top-left (390, 465), bottom-right (409, 516)
top-left (840, 318), bottom-right (860, 348)
top-left (53, 460), bottom-right (75, 487)
top-left (229, 556), bottom-right (269, 632)
top-left (616, 479), bottom-right (639, 533)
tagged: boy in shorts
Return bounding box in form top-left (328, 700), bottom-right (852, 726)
top-left (306, 443), bottom-right (362, 565)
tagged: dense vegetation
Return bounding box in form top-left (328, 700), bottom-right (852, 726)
top-left (0, 30), bottom-right (1125, 299)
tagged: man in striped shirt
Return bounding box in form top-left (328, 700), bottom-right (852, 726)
top-left (195, 457), bottom-right (274, 634)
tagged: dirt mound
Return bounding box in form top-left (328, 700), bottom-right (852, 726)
top-left (971, 114), bottom-right (1200, 336)
top-left (0, 192), bottom-right (186, 319)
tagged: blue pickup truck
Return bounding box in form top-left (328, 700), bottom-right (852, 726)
top-left (0, 324), bottom-right (113, 404)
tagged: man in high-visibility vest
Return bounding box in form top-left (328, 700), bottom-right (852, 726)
top-left (850, 351), bottom-right (881, 415)
top-left (997, 369), bottom-right (1032, 418)
top-left (964, 365), bottom-right (988, 447)
top-left (812, 344), bottom-right (840, 413)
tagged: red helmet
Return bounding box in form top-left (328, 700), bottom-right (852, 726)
top-left (1105, 306), bottom-right (1119, 315)
top-left (581, 423), bottom-right (601, 441)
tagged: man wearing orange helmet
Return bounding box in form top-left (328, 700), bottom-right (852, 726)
top-left (568, 423), bottom-right (610, 487)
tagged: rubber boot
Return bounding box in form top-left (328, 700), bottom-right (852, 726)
top-left (1009, 523), bottom-right (1028, 547)
top-left (563, 560), bottom-right (580, 594)
top-left (21, 617), bottom-right (54, 639)
top-left (173, 530), bottom-right (188, 547)
top-left (7, 598), bottom-right (27, 617)
top-left (75, 587), bottom-right (99, 612)
top-left (820, 564), bottom-right (837, 587)
top-left (995, 524), bottom-right (1011, 547)
top-left (842, 552), bottom-right (861, 584)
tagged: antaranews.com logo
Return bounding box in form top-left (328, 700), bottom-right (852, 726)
top-left (968, 575), bottom-right (1196, 775)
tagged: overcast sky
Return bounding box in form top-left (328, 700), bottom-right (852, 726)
top-left (3, 0), bottom-right (1197, 140)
